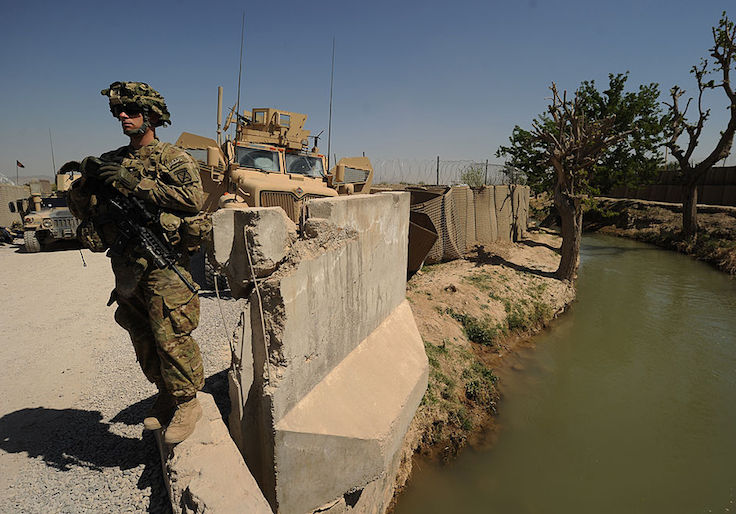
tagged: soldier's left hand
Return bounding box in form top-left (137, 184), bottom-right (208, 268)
top-left (99, 163), bottom-right (140, 191)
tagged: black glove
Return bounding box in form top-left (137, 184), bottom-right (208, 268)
top-left (98, 162), bottom-right (140, 191)
top-left (79, 156), bottom-right (104, 178)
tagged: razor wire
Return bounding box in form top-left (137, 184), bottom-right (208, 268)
top-left (371, 158), bottom-right (525, 186)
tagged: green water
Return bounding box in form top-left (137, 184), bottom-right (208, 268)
top-left (396, 234), bottom-right (736, 514)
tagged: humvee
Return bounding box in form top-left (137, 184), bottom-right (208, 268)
top-left (9, 162), bottom-right (81, 252)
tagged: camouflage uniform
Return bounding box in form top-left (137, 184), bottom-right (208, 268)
top-left (70, 139), bottom-right (206, 399)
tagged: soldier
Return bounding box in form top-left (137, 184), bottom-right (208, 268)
top-left (68, 82), bottom-right (207, 444)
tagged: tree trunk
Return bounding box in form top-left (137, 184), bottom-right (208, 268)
top-left (681, 182), bottom-right (699, 239)
top-left (554, 185), bottom-right (583, 281)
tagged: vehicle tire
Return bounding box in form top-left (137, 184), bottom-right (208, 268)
top-left (23, 230), bottom-right (41, 253)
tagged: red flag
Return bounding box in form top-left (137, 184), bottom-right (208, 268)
top-left (16, 160), bottom-right (25, 168)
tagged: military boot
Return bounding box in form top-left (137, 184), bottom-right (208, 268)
top-left (143, 391), bottom-right (176, 431)
top-left (163, 396), bottom-right (202, 444)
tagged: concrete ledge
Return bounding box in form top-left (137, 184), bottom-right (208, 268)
top-left (155, 392), bottom-right (272, 514)
top-left (273, 300), bottom-right (428, 513)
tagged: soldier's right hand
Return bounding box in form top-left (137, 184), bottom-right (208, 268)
top-left (80, 156), bottom-right (104, 178)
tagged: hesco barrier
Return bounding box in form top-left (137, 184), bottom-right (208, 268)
top-left (408, 184), bottom-right (529, 264)
top-left (607, 166), bottom-right (736, 206)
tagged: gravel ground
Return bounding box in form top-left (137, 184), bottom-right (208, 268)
top-left (0, 242), bottom-right (243, 513)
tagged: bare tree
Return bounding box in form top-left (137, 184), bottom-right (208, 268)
top-left (664, 12), bottom-right (736, 239)
top-left (533, 84), bottom-right (626, 281)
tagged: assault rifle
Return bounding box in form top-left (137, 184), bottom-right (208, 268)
top-left (83, 157), bottom-right (198, 293)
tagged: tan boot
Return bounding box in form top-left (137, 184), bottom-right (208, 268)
top-left (143, 392), bottom-right (176, 431)
top-left (163, 396), bottom-right (202, 444)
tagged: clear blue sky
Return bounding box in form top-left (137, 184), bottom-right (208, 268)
top-left (1, 0), bottom-right (734, 180)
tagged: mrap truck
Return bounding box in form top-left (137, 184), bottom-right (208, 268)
top-left (176, 101), bottom-right (373, 224)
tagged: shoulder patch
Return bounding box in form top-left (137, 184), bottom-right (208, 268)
top-left (175, 168), bottom-right (195, 184)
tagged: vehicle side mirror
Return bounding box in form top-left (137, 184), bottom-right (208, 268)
top-left (334, 164), bottom-right (345, 183)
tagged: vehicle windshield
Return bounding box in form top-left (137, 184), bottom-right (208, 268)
top-left (285, 154), bottom-right (324, 178)
top-left (41, 197), bottom-right (67, 209)
top-left (236, 147), bottom-right (281, 172)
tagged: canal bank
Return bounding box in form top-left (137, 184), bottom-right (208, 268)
top-left (586, 197), bottom-right (736, 275)
top-left (392, 229), bottom-right (576, 506)
top-left (395, 233), bottom-right (736, 513)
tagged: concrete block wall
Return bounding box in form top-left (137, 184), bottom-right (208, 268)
top-left (215, 193), bottom-right (428, 513)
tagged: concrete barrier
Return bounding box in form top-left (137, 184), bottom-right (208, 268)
top-left (217, 193), bottom-right (428, 513)
top-left (154, 393), bottom-right (272, 514)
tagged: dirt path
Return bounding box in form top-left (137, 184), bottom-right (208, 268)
top-left (0, 241), bottom-right (235, 512)
top-left (0, 245), bottom-right (114, 415)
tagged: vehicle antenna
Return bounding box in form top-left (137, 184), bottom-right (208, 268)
top-left (235, 11), bottom-right (245, 136)
top-left (49, 128), bottom-right (57, 176)
top-left (327, 36), bottom-right (335, 169)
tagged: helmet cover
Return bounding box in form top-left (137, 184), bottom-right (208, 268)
top-left (101, 81), bottom-right (171, 127)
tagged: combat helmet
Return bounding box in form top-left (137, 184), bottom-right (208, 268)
top-left (101, 81), bottom-right (171, 128)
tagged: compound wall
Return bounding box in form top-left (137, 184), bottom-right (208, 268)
top-left (607, 166), bottom-right (736, 207)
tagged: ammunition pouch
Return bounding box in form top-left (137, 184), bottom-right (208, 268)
top-left (181, 213), bottom-right (212, 253)
top-left (157, 211), bottom-right (212, 253)
top-left (159, 212), bottom-right (182, 247)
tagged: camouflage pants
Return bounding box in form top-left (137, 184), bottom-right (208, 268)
top-left (111, 256), bottom-right (204, 398)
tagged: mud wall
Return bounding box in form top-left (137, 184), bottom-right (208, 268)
top-left (212, 193), bottom-right (428, 513)
top-left (607, 166), bottom-right (736, 206)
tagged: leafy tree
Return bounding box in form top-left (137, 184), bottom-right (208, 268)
top-left (663, 11), bottom-right (736, 239)
top-left (532, 84), bottom-right (626, 281)
top-left (497, 73), bottom-right (665, 195)
top-left (496, 125), bottom-right (552, 194)
top-left (577, 73), bottom-right (666, 192)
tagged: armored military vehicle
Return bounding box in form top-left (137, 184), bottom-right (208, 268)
top-left (176, 90), bottom-right (373, 288)
top-left (9, 162), bottom-right (82, 252)
top-left (177, 99), bottom-right (373, 223)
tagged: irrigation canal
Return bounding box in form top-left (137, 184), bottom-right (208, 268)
top-left (395, 234), bottom-right (736, 513)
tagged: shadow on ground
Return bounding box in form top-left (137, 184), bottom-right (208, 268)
top-left (0, 407), bottom-right (143, 471)
top-left (0, 405), bottom-right (171, 512)
top-left (469, 244), bottom-right (557, 279)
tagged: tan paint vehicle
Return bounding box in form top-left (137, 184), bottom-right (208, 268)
top-left (176, 95), bottom-right (373, 288)
top-left (9, 163), bottom-right (82, 252)
top-left (177, 105), bottom-right (373, 223)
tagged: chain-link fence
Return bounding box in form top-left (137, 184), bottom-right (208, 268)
top-left (371, 158), bottom-right (524, 186)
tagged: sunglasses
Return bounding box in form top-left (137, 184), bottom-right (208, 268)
top-left (112, 103), bottom-right (143, 117)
